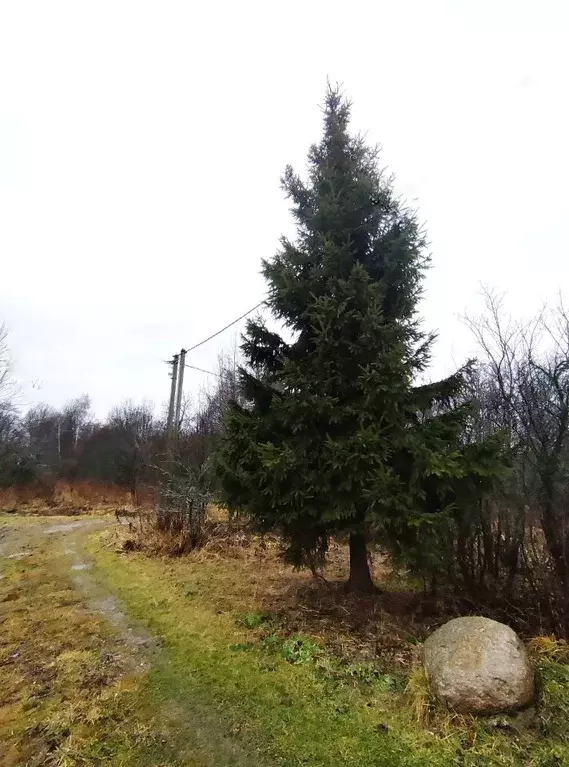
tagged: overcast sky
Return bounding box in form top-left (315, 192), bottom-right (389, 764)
top-left (1, 1), bottom-right (568, 419)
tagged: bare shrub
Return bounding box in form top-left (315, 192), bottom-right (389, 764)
top-left (455, 289), bottom-right (569, 635)
top-left (155, 463), bottom-right (213, 554)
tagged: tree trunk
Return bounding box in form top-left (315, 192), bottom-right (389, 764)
top-left (347, 531), bottom-right (377, 593)
top-left (541, 502), bottom-right (568, 586)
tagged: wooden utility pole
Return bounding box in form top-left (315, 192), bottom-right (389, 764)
top-left (166, 354), bottom-right (179, 443)
top-left (174, 348), bottom-right (186, 437)
top-left (161, 354), bottom-right (179, 509)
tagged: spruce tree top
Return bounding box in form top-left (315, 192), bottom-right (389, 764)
top-left (265, 88), bottom-right (428, 341)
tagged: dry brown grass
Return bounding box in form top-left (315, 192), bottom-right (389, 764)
top-left (0, 480), bottom-right (157, 517)
top-left (527, 635), bottom-right (569, 663)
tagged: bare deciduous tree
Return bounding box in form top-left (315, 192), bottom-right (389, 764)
top-left (0, 325), bottom-right (25, 485)
top-left (107, 400), bottom-right (156, 502)
top-left (466, 288), bottom-right (569, 586)
top-left (24, 403), bottom-right (61, 470)
top-left (0, 324), bottom-right (17, 408)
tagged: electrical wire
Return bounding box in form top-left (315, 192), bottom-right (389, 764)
top-left (184, 363), bottom-right (221, 377)
top-left (184, 300), bottom-right (267, 354)
top-left (169, 193), bottom-right (385, 366)
top-left (173, 195), bottom-right (385, 361)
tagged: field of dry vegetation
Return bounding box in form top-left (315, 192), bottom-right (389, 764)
top-left (0, 479), bottom-right (155, 516)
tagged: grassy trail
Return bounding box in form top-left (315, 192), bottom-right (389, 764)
top-left (0, 515), bottom-right (266, 766)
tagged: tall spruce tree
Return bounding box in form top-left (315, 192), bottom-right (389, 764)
top-left (215, 86), bottom-right (505, 592)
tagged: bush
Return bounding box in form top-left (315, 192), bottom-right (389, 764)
top-left (155, 464), bottom-right (212, 553)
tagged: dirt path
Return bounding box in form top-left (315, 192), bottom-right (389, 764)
top-left (0, 516), bottom-right (171, 765)
top-left (47, 518), bottom-right (158, 667)
top-left (0, 514), bottom-right (271, 767)
top-left (0, 516), bottom-right (151, 663)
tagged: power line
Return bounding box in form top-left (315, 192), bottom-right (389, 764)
top-left (164, 195), bottom-right (387, 414)
top-left (185, 300), bottom-right (267, 354)
top-left (185, 363), bottom-right (222, 377)
top-left (178, 196), bottom-right (382, 358)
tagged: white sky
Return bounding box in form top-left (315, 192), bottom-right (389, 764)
top-left (1, 1), bottom-right (568, 418)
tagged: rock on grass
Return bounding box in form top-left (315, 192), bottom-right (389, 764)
top-left (423, 616), bottom-right (535, 714)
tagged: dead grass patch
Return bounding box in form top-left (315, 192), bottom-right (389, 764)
top-left (0, 480), bottom-right (154, 518)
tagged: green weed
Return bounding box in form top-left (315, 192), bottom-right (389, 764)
top-left (280, 635), bottom-right (322, 664)
top-left (343, 661), bottom-right (402, 691)
top-left (236, 611), bottom-right (270, 629)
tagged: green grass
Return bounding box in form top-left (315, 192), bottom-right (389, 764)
top-left (85, 531), bottom-right (569, 767)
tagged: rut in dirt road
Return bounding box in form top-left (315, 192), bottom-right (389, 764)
top-left (1, 516), bottom-right (157, 671)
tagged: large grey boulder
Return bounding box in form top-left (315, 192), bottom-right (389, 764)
top-left (423, 616), bottom-right (534, 714)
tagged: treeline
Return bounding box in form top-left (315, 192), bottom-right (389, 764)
top-left (458, 291), bottom-right (569, 632)
top-left (1, 394), bottom-right (158, 495)
top-left (0, 345), bottom-right (238, 501)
